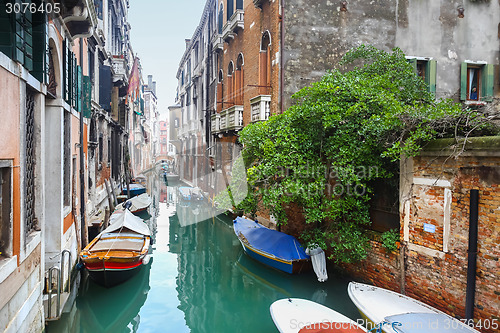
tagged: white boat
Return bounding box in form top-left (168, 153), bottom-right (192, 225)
top-left (270, 298), bottom-right (367, 333)
top-left (115, 193), bottom-right (152, 213)
top-left (348, 282), bottom-right (480, 333)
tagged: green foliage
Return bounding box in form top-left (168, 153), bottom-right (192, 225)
top-left (381, 229), bottom-right (400, 253)
top-left (234, 45), bottom-right (496, 264)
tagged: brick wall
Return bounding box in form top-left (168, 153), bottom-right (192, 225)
top-left (342, 137), bottom-right (500, 333)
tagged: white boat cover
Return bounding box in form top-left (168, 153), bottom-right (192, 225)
top-left (306, 245), bottom-right (328, 282)
top-left (386, 313), bottom-right (477, 333)
top-left (115, 193), bottom-right (152, 212)
top-left (103, 209), bottom-right (150, 236)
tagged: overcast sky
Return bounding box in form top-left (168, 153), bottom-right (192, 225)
top-left (128, 0), bottom-right (207, 120)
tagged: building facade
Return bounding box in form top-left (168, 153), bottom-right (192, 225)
top-left (0, 0), bottom-right (149, 330)
top-left (174, 0), bottom-right (500, 329)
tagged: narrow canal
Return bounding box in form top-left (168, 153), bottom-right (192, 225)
top-left (47, 175), bottom-right (360, 332)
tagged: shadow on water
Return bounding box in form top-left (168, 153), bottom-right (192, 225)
top-left (47, 175), bottom-right (360, 333)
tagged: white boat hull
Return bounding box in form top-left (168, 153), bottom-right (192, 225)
top-left (348, 282), bottom-right (479, 333)
top-left (270, 298), bottom-right (367, 333)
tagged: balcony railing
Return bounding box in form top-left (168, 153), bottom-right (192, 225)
top-left (211, 33), bottom-right (224, 51)
top-left (211, 105), bottom-right (244, 133)
top-left (250, 95), bottom-right (271, 122)
top-left (222, 10), bottom-right (244, 41)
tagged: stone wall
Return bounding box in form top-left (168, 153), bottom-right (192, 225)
top-left (342, 137), bottom-right (500, 333)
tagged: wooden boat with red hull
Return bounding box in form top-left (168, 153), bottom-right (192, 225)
top-left (80, 210), bottom-right (151, 288)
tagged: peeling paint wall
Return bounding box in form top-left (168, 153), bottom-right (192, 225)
top-left (284, 0), bottom-right (500, 107)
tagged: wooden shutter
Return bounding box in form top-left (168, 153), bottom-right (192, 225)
top-left (460, 62), bottom-right (467, 101)
top-left (426, 60), bottom-right (437, 97)
top-left (0, 7), bottom-right (14, 59)
top-left (482, 64), bottom-right (494, 102)
top-left (77, 65), bottom-right (82, 111)
top-left (82, 75), bottom-right (92, 118)
top-left (31, 9), bottom-right (47, 82)
top-left (23, 4), bottom-right (33, 71)
top-left (408, 58), bottom-right (417, 73)
top-left (72, 53), bottom-right (77, 108)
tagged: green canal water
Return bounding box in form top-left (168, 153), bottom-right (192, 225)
top-left (47, 178), bottom-right (360, 333)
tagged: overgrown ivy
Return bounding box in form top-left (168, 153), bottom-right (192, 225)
top-left (225, 45), bottom-right (496, 264)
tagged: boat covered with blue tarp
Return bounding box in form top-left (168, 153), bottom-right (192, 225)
top-left (233, 216), bottom-right (310, 274)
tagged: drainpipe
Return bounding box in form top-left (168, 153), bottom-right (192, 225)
top-left (79, 38), bottom-right (88, 248)
top-left (465, 189), bottom-right (479, 320)
top-left (280, 0), bottom-right (285, 113)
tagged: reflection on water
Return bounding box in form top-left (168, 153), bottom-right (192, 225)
top-left (47, 176), bottom-right (360, 333)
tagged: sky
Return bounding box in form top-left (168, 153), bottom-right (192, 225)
top-left (128, 0), bottom-right (207, 120)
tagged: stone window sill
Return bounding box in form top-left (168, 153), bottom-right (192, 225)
top-left (0, 255), bottom-right (18, 284)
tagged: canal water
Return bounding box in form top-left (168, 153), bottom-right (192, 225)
top-left (47, 176), bottom-right (360, 333)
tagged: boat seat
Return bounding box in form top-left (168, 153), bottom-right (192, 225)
top-left (90, 238), bottom-right (145, 252)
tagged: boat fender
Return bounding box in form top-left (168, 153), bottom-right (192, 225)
top-left (142, 255), bottom-right (151, 265)
top-left (306, 245), bottom-right (328, 283)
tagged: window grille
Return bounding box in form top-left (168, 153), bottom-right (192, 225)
top-left (25, 90), bottom-right (37, 235)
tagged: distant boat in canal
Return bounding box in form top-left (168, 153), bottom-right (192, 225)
top-left (115, 193), bottom-right (152, 214)
top-left (121, 183), bottom-right (147, 197)
top-left (270, 298), bottom-right (367, 333)
top-left (80, 210), bottom-right (151, 288)
top-left (348, 282), bottom-right (480, 333)
top-left (233, 216), bottom-right (310, 274)
top-left (178, 186), bottom-right (205, 202)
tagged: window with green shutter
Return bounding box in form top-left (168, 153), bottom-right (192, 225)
top-left (460, 62), bottom-right (493, 103)
top-left (407, 57), bottom-right (437, 96)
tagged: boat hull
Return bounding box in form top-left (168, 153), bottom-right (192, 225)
top-left (83, 256), bottom-right (146, 288)
top-left (240, 240), bottom-right (310, 274)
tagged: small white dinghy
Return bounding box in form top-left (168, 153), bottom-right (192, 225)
top-left (348, 282), bottom-right (480, 333)
top-left (270, 298), bottom-right (367, 333)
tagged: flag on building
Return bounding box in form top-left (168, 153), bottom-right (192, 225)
top-left (127, 57), bottom-right (140, 104)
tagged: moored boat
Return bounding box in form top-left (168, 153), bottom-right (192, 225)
top-left (233, 216), bottom-right (310, 274)
top-left (348, 282), bottom-right (480, 333)
top-left (79, 210), bottom-right (151, 288)
top-left (178, 186), bottom-right (205, 201)
top-left (121, 183), bottom-right (146, 197)
top-left (270, 298), bottom-right (367, 333)
top-left (115, 193), bottom-right (152, 214)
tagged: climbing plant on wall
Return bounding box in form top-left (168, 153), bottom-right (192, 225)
top-left (232, 45), bottom-right (497, 263)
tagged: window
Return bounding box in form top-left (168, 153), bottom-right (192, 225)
top-left (407, 57), bottom-right (437, 96)
top-left (235, 53), bottom-right (244, 105)
top-left (259, 32), bottom-right (271, 95)
top-left (227, 61), bottom-right (234, 105)
top-left (99, 134), bottom-right (104, 163)
top-left (0, 161), bottom-right (12, 258)
top-left (63, 112), bottom-right (71, 207)
top-left (218, 4), bottom-right (224, 34)
top-left (461, 62), bottom-right (494, 102)
top-left (227, 0), bottom-right (234, 21)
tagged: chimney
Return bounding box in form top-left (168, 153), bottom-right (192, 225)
top-left (185, 39), bottom-right (191, 49)
top-left (148, 75), bottom-right (153, 88)
top-left (152, 81), bottom-right (157, 95)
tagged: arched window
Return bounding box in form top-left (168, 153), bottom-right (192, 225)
top-left (218, 3), bottom-right (224, 34)
top-left (227, 0), bottom-right (234, 21)
top-left (217, 69), bottom-right (224, 110)
top-left (227, 61), bottom-right (235, 106)
top-left (259, 31), bottom-right (271, 95)
top-left (235, 53), bottom-right (244, 105)
top-left (236, 0), bottom-right (243, 10)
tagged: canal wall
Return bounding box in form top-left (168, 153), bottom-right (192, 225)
top-left (341, 137), bottom-right (500, 333)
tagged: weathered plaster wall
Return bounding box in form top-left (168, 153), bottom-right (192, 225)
top-left (284, 0), bottom-right (500, 107)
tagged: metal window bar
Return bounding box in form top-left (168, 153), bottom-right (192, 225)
top-left (25, 90), bottom-right (36, 236)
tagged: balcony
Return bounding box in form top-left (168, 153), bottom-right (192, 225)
top-left (250, 95), bottom-right (271, 122)
top-left (222, 10), bottom-right (244, 41)
top-left (211, 33), bottom-right (224, 51)
top-left (57, 0), bottom-right (98, 39)
top-left (211, 113), bottom-right (220, 133)
top-left (111, 56), bottom-right (127, 83)
top-left (212, 105), bottom-right (244, 133)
